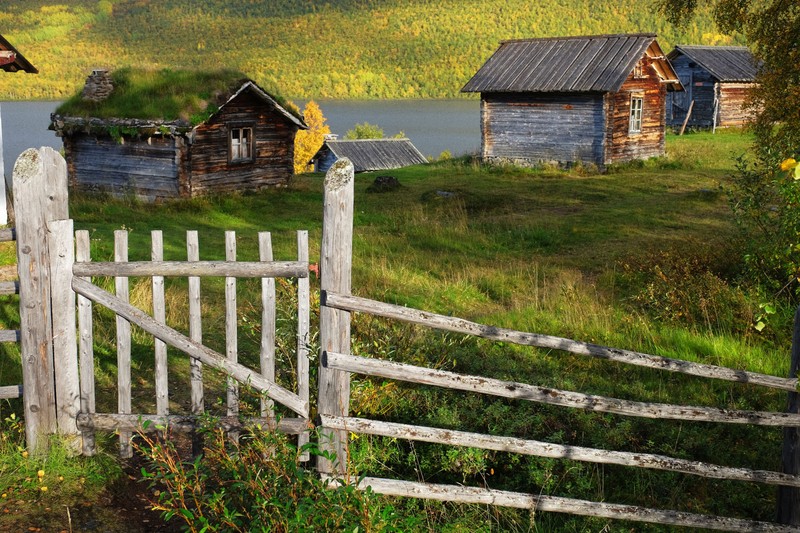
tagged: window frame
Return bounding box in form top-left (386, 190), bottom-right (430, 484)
top-left (228, 124), bottom-right (256, 164)
top-left (629, 94), bottom-right (644, 134)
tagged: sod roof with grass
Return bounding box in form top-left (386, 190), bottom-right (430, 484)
top-left (53, 67), bottom-right (303, 133)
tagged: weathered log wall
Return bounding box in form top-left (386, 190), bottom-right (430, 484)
top-left (480, 92), bottom-right (606, 166)
top-left (63, 134), bottom-right (182, 201)
top-left (605, 57), bottom-right (667, 163)
top-left (190, 89), bottom-right (297, 196)
top-left (718, 83), bottom-right (757, 127)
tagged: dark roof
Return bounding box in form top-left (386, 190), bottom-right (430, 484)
top-left (462, 33), bottom-right (680, 93)
top-left (668, 45), bottom-right (758, 82)
top-left (316, 138), bottom-right (428, 172)
top-left (0, 34), bottom-right (37, 73)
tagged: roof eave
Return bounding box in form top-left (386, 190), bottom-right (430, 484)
top-left (214, 81), bottom-right (308, 129)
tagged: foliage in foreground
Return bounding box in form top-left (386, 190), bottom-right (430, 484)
top-left (137, 418), bottom-right (416, 532)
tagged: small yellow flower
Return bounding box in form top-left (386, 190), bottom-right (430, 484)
top-left (37, 470), bottom-right (44, 479)
top-left (40, 486), bottom-right (47, 492)
top-left (781, 158), bottom-right (798, 171)
top-left (58, 476), bottom-right (63, 482)
top-left (21, 451), bottom-right (28, 458)
top-left (1, 493), bottom-right (6, 499)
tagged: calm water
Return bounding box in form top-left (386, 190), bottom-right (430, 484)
top-left (0, 99), bottom-right (481, 178)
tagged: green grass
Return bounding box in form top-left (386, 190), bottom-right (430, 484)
top-left (1, 130), bottom-right (790, 530)
top-left (55, 67), bottom-right (301, 126)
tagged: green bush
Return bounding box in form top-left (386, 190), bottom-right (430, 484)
top-left (137, 418), bottom-right (417, 532)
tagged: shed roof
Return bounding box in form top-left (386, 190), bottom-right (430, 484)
top-left (668, 45), bottom-right (758, 82)
top-left (52, 68), bottom-right (306, 135)
top-left (0, 34), bottom-right (37, 73)
top-left (462, 33), bottom-right (680, 94)
top-left (316, 138), bottom-right (428, 172)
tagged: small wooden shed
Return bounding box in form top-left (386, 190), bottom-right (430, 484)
top-left (461, 33), bottom-right (682, 168)
top-left (666, 45), bottom-right (759, 129)
top-left (51, 68), bottom-right (307, 201)
top-left (312, 137), bottom-right (428, 173)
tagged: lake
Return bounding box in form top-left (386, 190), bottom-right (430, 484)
top-left (0, 99), bottom-right (482, 178)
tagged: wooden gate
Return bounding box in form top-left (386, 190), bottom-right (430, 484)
top-left (12, 147), bottom-right (312, 458)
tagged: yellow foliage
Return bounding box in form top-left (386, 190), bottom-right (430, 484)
top-left (294, 100), bottom-right (331, 174)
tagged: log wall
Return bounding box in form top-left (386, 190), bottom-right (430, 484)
top-left (480, 92), bottom-right (606, 166)
top-left (190, 89), bottom-right (297, 196)
top-left (718, 83), bottom-right (757, 127)
top-left (605, 57), bottom-right (667, 163)
top-left (63, 134), bottom-right (181, 201)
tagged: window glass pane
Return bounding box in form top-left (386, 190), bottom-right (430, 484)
top-left (230, 127), bottom-right (253, 161)
top-left (629, 97), bottom-right (643, 133)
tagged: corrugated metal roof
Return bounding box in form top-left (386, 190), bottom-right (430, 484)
top-left (462, 33), bottom-right (671, 93)
top-left (669, 45), bottom-right (758, 82)
top-left (319, 139), bottom-right (428, 172)
top-left (0, 34), bottom-right (37, 73)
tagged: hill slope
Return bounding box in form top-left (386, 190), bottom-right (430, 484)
top-left (0, 0), bottom-right (738, 100)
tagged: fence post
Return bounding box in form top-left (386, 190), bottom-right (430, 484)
top-left (13, 147), bottom-right (69, 453)
top-left (317, 158), bottom-right (354, 476)
top-left (48, 218), bottom-right (80, 454)
top-left (779, 305), bottom-right (800, 524)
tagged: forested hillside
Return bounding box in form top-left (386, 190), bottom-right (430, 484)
top-left (0, 0), bottom-right (737, 100)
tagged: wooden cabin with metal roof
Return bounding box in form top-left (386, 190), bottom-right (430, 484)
top-left (666, 45), bottom-right (759, 129)
top-left (462, 34), bottom-right (682, 168)
top-left (51, 69), bottom-right (307, 201)
top-left (312, 137), bottom-right (428, 173)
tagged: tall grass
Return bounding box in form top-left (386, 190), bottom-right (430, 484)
top-left (0, 130), bottom-right (787, 529)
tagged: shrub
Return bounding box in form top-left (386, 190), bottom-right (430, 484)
top-left (137, 418), bottom-right (415, 532)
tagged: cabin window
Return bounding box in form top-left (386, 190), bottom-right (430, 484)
top-left (629, 96), bottom-right (643, 134)
top-left (229, 126), bottom-right (254, 163)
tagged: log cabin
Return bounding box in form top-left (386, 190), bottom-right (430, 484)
top-left (312, 137), bottom-right (428, 173)
top-left (461, 34), bottom-right (682, 168)
top-left (51, 68), bottom-right (307, 201)
top-left (666, 45), bottom-right (759, 130)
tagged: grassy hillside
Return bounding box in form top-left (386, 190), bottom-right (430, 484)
top-left (0, 130), bottom-right (775, 530)
top-left (0, 0), bottom-right (740, 100)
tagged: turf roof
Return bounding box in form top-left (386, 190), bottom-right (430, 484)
top-left (56, 67), bottom-right (301, 125)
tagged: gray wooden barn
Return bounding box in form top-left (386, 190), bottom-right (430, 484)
top-left (666, 45), bottom-right (759, 129)
top-left (312, 137), bottom-right (427, 173)
top-left (461, 33), bottom-right (682, 168)
top-left (51, 69), bottom-right (307, 201)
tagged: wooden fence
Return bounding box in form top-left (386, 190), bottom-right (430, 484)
top-left (314, 159), bottom-right (800, 531)
top-left (8, 147), bottom-right (800, 530)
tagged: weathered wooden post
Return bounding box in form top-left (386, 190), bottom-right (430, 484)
top-left (317, 158), bottom-right (354, 476)
top-left (13, 147), bottom-right (72, 453)
top-left (779, 305), bottom-right (800, 524)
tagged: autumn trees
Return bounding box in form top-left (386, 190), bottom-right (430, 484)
top-left (294, 101), bottom-right (330, 174)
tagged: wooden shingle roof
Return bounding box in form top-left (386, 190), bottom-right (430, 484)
top-left (668, 45), bottom-right (758, 83)
top-left (462, 33), bottom-right (680, 93)
top-left (0, 34), bottom-right (37, 73)
top-left (317, 138), bottom-right (428, 172)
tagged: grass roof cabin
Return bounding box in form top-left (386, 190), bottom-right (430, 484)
top-left (461, 34), bottom-right (682, 169)
top-left (312, 137), bottom-right (428, 173)
top-left (51, 68), bottom-right (307, 201)
top-left (666, 45), bottom-right (759, 130)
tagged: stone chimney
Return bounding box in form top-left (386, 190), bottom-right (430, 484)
top-left (81, 69), bottom-right (114, 102)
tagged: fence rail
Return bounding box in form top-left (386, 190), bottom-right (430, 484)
top-left (323, 291), bottom-right (799, 392)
